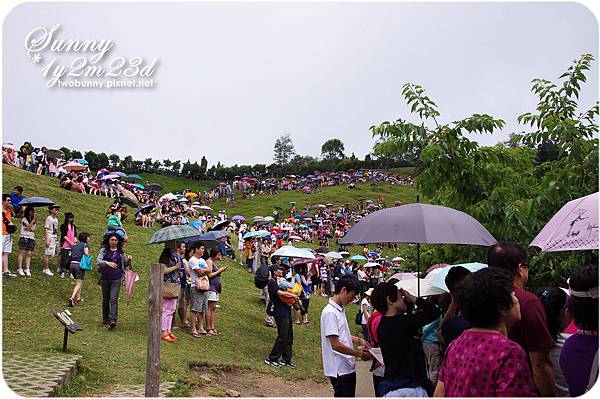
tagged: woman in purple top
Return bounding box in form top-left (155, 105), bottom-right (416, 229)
top-left (560, 264), bottom-right (598, 397)
top-left (435, 267), bottom-right (537, 397)
top-left (204, 248), bottom-right (227, 336)
top-left (96, 232), bottom-right (131, 329)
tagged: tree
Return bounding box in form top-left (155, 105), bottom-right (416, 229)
top-left (109, 154), bottom-right (120, 169)
top-left (84, 151), bottom-right (99, 170)
top-left (143, 158), bottom-right (153, 172)
top-left (163, 159), bottom-right (172, 173)
top-left (152, 160), bottom-right (161, 173)
top-left (120, 155), bottom-right (133, 172)
top-left (321, 139), bottom-right (345, 160)
top-left (71, 150), bottom-right (82, 159)
top-left (273, 133), bottom-right (295, 165)
top-left (97, 153), bottom-right (109, 169)
top-left (59, 147), bottom-right (71, 160)
top-left (171, 160), bottom-right (181, 174)
top-left (371, 54), bottom-right (598, 288)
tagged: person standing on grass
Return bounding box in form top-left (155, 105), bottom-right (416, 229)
top-left (188, 244), bottom-right (209, 337)
top-left (2, 194), bottom-right (17, 278)
top-left (173, 242), bottom-right (191, 328)
top-left (265, 264), bottom-right (299, 369)
top-left (68, 232), bottom-right (91, 307)
top-left (97, 232), bottom-right (132, 329)
top-left (320, 274), bottom-right (372, 397)
top-left (205, 248), bottom-right (228, 336)
top-left (487, 241), bottom-right (556, 396)
top-left (159, 243), bottom-right (182, 343)
top-left (16, 206), bottom-right (36, 277)
top-left (237, 231), bottom-right (244, 266)
top-left (41, 205), bottom-right (60, 276)
top-left (58, 212), bottom-right (77, 278)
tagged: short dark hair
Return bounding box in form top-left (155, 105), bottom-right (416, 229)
top-left (370, 282), bottom-right (399, 314)
top-left (457, 267), bottom-right (515, 329)
top-left (209, 248), bottom-right (221, 258)
top-left (569, 264), bottom-right (598, 332)
top-left (13, 186), bottom-right (23, 193)
top-left (445, 266), bottom-right (472, 294)
top-left (2, 194), bottom-right (10, 202)
top-left (334, 274), bottom-right (360, 295)
top-left (486, 241), bottom-right (527, 275)
top-left (78, 232), bottom-right (90, 242)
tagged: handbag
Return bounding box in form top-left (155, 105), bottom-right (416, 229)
top-left (195, 276), bottom-right (210, 291)
top-left (80, 255), bottom-right (93, 271)
top-left (162, 282), bottom-right (181, 299)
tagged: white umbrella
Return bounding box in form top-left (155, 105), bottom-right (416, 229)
top-left (272, 246), bottom-right (316, 259)
top-left (395, 278), bottom-right (445, 297)
top-left (199, 205), bottom-right (213, 211)
top-left (325, 251), bottom-right (344, 259)
top-left (392, 256), bottom-right (405, 262)
top-left (159, 193), bottom-right (178, 202)
top-left (363, 262), bottom-right (381, 268)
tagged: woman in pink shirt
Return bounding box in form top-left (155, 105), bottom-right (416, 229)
top-left (435, 267), bottom-right (537, 397)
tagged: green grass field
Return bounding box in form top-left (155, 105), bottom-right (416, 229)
top-left (2, 166), bottom-right (419, 396)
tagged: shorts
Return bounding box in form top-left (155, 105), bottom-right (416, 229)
top-left (18, 237), bottom-right (36, 252)
top-left (70, 262), bottom-right (86, 280)
top-left (44, 235), bottom-right (58, 256)
top-left (206, 291), bottom-right (220, 302)
top-left (190, 289), bottom-right (209, 313)
top-left (178, 285), bottom-right (190, 307)
top-left (2, 234), bottom-right (13, 254)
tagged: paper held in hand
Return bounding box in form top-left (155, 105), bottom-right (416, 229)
top-left (369, 347), bottom-right (384, 364)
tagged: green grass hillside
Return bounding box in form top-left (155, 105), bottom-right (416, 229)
top-left (138, 173), bottom-right (217, 195)
top-left (2, 166), bottom-right (419, 396)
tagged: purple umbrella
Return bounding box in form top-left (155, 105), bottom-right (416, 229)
top-left (530, 192), bottom-right (598, 252)
top-left (124, 270), bottom-right (139, 304)
top-left (232, 215), bottom-right (245, 221)
top-left (340, 202), bottom-right (497, 296)
top-left (101, 174), bottom-right (120, 180)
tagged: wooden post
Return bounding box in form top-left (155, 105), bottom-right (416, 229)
top-left (145, 263), bottom-right (162, 397)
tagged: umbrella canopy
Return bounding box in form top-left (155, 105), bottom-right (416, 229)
top-left (184, 192), bottom-right (198, 199)
top-left (339, 251), bottom-right (350, 258)
top-left (177, 197), bottom-right (189, 203)
top-left (159, 193), bottom-right (178, 202)
top-left (135, 204), bottom-right (155, 215)
top-left (315, 246), bottom-right (330, 254)
top-left (120, 189), bottom-right (140, 208)
top-left (530, 192), bottom-right (599, 252)
top-left (253, 216), bottom-right (266, 222)
top-left (127, 174), bottom-right (142, 180)
top-left (264, 216), bottom-right (274, 222)
top-left (101, 174), bottom-right (120, 180)
top-left (184, 230), bottom-right (229, 243)
top-left (303, 213), bottom-right (316, 219)
top-left (325, 251), bottom-right (344, 259)
top-left (340, 203), bottom-right (497, 246)
top-left (426, 263), bottom-right (449, 273)
top-left (363, 262), bottom-right (381, 268)
top-left (188, 220), bottom-right (203, 230)
top-left (74, 158), bottom-right (88, 165)
top-left (112, 171), bottom-right (128, 178)
top-left (350, 255), bottom-right (367, 261)
top-left (63, 161), bottom-right (86, 171)
top-left (291, 258), bottom-right (315, 268)
top-left (232, 215), bottom-right (245, 221)
top-left (199, 205), bottom-right (213, 212)
top-left (392, 256), bottom-right (405, 262)
top-left (288, 235), bottom-right (302, 241)
top-left (210, 220), bottom-right (230, 231)
top-left (146, 183), bottom-right (162, 191)
top-left (395, 278), bottom-right (445, 297)
top-left (389, 272), bottom-right (416, 281)
top-left (429, 263), bottom-right (488, 292)
top-left (269, 227), bottom-right (282, 234)
top-left (134, 183), bottom-right (145, 190)
top-left (272, 246), bottom-right (316, 259)
top-left (18, 197), bottom-right (55, 207)
top-left (147, 225), bottom-right (202, 244)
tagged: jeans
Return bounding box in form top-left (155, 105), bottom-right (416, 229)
top-left (422, 342), bottom-right (442, 386)
top-left (268, 314), bottom-right (293, 363)
top-left (100, 279), bottom-right (121, 321)
top-left (263, 286), bottom-right (274, 326)
top-left (330, 372), bottom-right (356, 397)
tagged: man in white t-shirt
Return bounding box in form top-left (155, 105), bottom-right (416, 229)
top-left (41, 205), bottom-right (59, 276)
top-left (320, 274), bottom-right (371, 397)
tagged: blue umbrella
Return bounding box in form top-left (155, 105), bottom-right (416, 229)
top-left (429, 263), bottom-right (488, 292)
top-left (349, 255), bottom-right (367, 261)
top-left (127, 174), bottom-right (142, 180)
top-left (74, 158), bottom-right (88, 165)
top-left (19, 197), bottom-right (55, 207)
top-left (184, 230), bottom-right (229, 243)
top-left (243, 231), bottom-right (262, 239)
top-left (134, 183), bottom-right (145, 190)
top-left (294, 215), bottom-right (302, 220)
top-left (113, 171), bottom-right (128, 178)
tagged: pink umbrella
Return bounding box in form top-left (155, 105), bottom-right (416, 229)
top-left (124, 270), bottom-right (139, 304)
top-left (426, 263), bottom-right (449, 273)
top-left (388, 272), bottom-right (416, 281)
top-left (530, 192), bottom-right (599, 252)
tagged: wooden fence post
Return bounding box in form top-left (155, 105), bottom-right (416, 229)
top-left (145, 263), bottom-right (162, 397)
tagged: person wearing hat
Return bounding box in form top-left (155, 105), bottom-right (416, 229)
top-left (41, 205), bottom-right (60, 276)
top-left (265, 263), bottom-right (299, 369)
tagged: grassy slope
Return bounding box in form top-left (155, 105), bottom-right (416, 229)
top-left (138, 173), bottom-right (217, 195)
top-left (2, 166), bottom-right (418, 396)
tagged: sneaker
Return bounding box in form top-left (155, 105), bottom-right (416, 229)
top-left (24, 270), bottom-right (31, 277)
top-left (42, 269), bottom-right (54, 276)
top-left (264, 358), bottom-right (282, 368)
top-left (2, 271), bottom-right (17, 278)
top-left (69, 274), bottom-right (74, 279)
top-left (282, 361), bottom-right (297, 369)
top-left (17, 269), bottom-right (25, 276)
top-left (59, 272), bottom-right (65, 279)
top-left (107, 321), bottom-right (117, 329)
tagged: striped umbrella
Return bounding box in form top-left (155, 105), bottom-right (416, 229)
top-left (147, 225), bottom-right (202, 244)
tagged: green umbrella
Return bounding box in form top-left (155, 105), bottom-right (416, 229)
top-left (264, 216), bottom-right (274, 222)
top-left (147, 225), bottom-right (201, 244)
top-left (349, 255), bottom-right (367, 261)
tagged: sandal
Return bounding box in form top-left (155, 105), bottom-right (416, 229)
top-left (198, 329), bottom-right (208, 335)
top-left (303, 321), bottom-right (310, 324)
top-left (191, 332), bottom-right (201, 338)
top-left (68, 298), bottom-right (75, 307)
top-left (75, 298), bottom-right (84, 303)
top-left (294, 321), bottom-right (302, 325)
top-left (207, 329), bottom-right (220, 336)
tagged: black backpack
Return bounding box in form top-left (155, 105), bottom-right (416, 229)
top-left (254, 265), bottom-right (270, 289)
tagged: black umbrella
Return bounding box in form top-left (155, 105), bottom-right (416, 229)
top-left (209, 220), bottom-right (230, 231)
top-left (340, 202), bottom-right (497, 296)
top-left (135, 204), bottom-right (155, 216)
top-left (146, 183), bottom-right (162, 191)
top-left (18, 197), bottom-right (55, 207)
top-left (119, 196), bottom-right (139, 208)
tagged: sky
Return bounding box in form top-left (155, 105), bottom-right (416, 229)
top-left (3, 2), bottom-right (598, 168)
